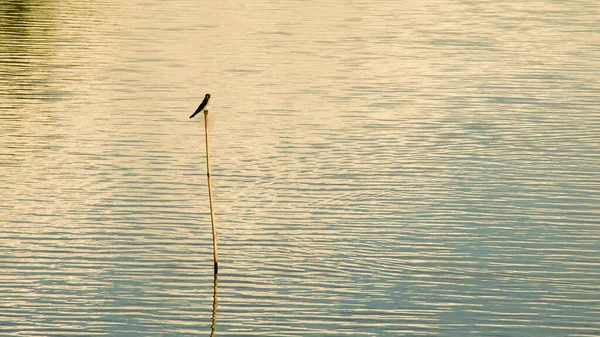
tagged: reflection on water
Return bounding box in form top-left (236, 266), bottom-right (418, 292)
top-left (1, 0), bottom-right (599, 336)
top-left (0, 1), bottom-right (58, 166)
top-left (211, 273), bottom-right (218, 337)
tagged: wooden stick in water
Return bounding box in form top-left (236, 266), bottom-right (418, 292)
top-left (189, 93), bottom-right (218, 275)
top-left (203, 109), bottom-right (219, 275)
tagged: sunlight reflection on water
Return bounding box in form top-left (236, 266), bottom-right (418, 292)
top-left (1, 0), bottom-right (599, 336)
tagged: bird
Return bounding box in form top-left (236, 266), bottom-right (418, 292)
top-left (189, 93), bottom-right (211, 119)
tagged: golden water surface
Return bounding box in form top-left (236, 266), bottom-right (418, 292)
top-left (1, 1), bottom-right (599, 336)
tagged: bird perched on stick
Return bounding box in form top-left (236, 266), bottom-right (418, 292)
top-left (189, 93), bottom-right (211, 119)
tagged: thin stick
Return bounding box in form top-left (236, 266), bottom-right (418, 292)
top-left (203, 109), bottom-right (219, 275)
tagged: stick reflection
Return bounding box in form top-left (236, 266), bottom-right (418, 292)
top-left (210, 272), bottom-right (218, 336)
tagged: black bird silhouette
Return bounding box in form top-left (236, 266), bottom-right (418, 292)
top-left (189, 93), bottom-right (211, 119)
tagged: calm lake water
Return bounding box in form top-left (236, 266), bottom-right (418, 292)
top-left (1, 1), bottom-right (599, 336)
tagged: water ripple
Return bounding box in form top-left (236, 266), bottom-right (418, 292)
top-left (2, 0), bottom-right (599, 336)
